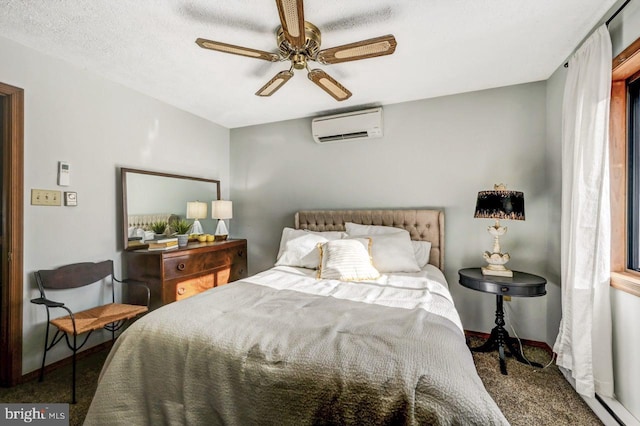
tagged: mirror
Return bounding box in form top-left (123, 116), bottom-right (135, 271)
top-left (121, 168), bottom-right (221, 250)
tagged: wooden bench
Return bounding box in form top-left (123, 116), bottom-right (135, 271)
top-left (31, 260), bottom-right (149, 403)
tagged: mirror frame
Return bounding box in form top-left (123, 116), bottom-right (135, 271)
top-left (121, 167), bottom-right (221, 250)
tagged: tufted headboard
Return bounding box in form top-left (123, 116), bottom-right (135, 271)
top-left (294, 209), bottom-right (445, 271)
top-left (127, 213), bottom-right (177, 231)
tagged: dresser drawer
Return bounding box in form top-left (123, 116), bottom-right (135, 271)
top-left (176, 274), bottom-right (215, 300)
top-left (164, 251), bottom-right (231, 280)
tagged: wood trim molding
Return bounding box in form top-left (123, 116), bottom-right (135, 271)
top-left (612, 37), bottom-right (640, 81)
top-left (21, 341), bottom-right (113, 383)
top-left (610, 272), bottom-right (640, 297)
top-left (0, 82), bottom-right (24, 386)
top-left (610, 37), bottom-right (640, 299)
top-left (610, 80), bottom-right (627, 273)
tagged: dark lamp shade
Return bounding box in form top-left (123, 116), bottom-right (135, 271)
top-left (474, 189), bottom-right (525, 220)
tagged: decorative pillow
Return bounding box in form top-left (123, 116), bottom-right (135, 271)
top-left (412, 241), bottom-right (433, 268)
top-left (345, 222), bottom-right (432, 269)
top-left (349, 232), bottom-right (420, 273)
top-left (317, 238), bottom-right (380, 281)
top-left (275, 228), bottom-right (346, 269)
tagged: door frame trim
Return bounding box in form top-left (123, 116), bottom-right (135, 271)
top-left (0, 82), bottom-right (24, 386)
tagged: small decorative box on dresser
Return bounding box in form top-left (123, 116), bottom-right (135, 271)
top-left (125, 239), bottom-right (248, 310)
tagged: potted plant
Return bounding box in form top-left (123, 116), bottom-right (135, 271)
top-left (170, 219), bottom-right (192, 247)
top-left (150, 221), bottom-right (168, 238)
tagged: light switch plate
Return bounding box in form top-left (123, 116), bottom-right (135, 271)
top-left (31, 189), bottom-right (62, 206)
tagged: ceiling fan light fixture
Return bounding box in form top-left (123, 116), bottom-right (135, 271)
top-left (276, 21), bottom-right (321, 58)
top-left (196, 1), bottom-right (396, 101)
top-left (308, 69), bottom-right (352, 101)
top-left (256, 70), bottom-right (294, 96)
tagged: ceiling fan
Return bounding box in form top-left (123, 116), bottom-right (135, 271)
top-left (195, 0), bottom-right (397, 101)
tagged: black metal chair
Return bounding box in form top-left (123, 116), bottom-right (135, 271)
top-left (31, 260), bottom-right (150, 403)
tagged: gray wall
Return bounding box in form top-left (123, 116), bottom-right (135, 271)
top-left (606, 0), bottom-right (640, 420)
top-left (0, 35), bottom-right (231, 374)
top-left (544, 65), bottom-right (565, 350)
top-left (231, 82), bottom-right (551, 343)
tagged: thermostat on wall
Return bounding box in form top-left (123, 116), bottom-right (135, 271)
top-left (64, 191), bottom-right (77, 206)
top-left (58, 161), bottom-right (70, 186)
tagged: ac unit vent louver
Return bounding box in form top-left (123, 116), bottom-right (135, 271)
top-left (312, 108), bottom-right (383, 144)
top-left (318, 131), bottom-right (369, 143)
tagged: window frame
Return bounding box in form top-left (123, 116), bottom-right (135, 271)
top-left (627, 78), bottom-right (640, 271)
top-left (610, 36), bottom-right (640, 298)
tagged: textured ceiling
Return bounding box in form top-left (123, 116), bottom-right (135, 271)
top-left (0, 0), bottom-right (618, 128)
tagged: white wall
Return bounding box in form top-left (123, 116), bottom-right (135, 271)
top-left (231, 82), bottom-right (551, 342)
top-left (0, 35), bottom-right (231, 374)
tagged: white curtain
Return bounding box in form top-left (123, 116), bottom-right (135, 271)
top-left (553, 24), bottom-right (614, 398)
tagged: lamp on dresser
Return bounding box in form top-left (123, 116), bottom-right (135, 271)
top-left (212, 200), bottom-right (233, 240)
top-left (186, 201), bottom-right (207, 235)
top-left (474, 184), bottom-right (525, 277)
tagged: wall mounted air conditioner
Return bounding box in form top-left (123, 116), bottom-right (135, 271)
top-left (311, 107), bottom-right (383, 144)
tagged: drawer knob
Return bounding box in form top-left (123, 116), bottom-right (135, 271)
top-left (177, 287), bottom-right (185, 295)
top-left (177, 263), bottom-right (186, 271)
top-left (237, 250), bottom-right (244, 257)
top-left (501, 287), bottom-right (509, 292)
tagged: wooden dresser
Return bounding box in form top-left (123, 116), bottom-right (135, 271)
top-left (124, 239), bottom-right (248, 310)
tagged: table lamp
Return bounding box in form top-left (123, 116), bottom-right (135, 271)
top-left (474, 184), bottom-right (525, 277)
top-left (212, 200), bottom-right (233, 240)
top-left (186, 201), bottom-right (207, 235)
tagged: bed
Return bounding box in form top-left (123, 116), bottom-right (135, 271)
top-left (85, 209), bottom-right (507, 425)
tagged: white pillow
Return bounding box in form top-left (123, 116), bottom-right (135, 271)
top-left (345, 222), bottom-right (432, 269)
top-left (275, 228), bottom-right (346, 269)
top-left (412, 241), bottom-right (432, 268)
top-left (350, 232), bottom-right (420, 273)
top-left (318, 238), bottom-right (380, 281)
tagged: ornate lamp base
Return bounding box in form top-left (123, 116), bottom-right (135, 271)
top-left (482, 251), bottom-right (513, 277)
top-left (481, 220), bottom-right (513, 277)
top-left (482, 263), bottom-right (513, 277)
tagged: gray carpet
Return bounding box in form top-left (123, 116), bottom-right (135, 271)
top-left (468, 336), bottom-right (603, 425)
top-left (0, 340), bottom-right (601, 425)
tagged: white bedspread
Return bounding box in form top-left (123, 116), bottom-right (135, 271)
top-left (85, 267), bottom-right (507, 425)
top-left (247, 265), bottom-right (463, 332)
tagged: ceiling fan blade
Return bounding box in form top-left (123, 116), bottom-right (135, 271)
top-left (316, 34), bottom-right (397, 65)
top-left (256, 70), bottom-right (294, 96)
top-left (307, 69), bottom-right (352, 101)
top-left (196, 38), bottom-right (279, 62)
top-left (275, 0), bottom-right (306, 49)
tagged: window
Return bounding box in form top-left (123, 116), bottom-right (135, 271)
top-left (610, 37), bottom-right (640, 297)
top-left (628, 78), bottom-right (640, 271)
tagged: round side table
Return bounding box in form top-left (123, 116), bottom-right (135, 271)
top-left (458, 268), bottom-right (547, 375)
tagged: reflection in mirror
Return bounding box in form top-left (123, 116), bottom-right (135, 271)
top-left (121, 168), bottom-right (221, 250)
